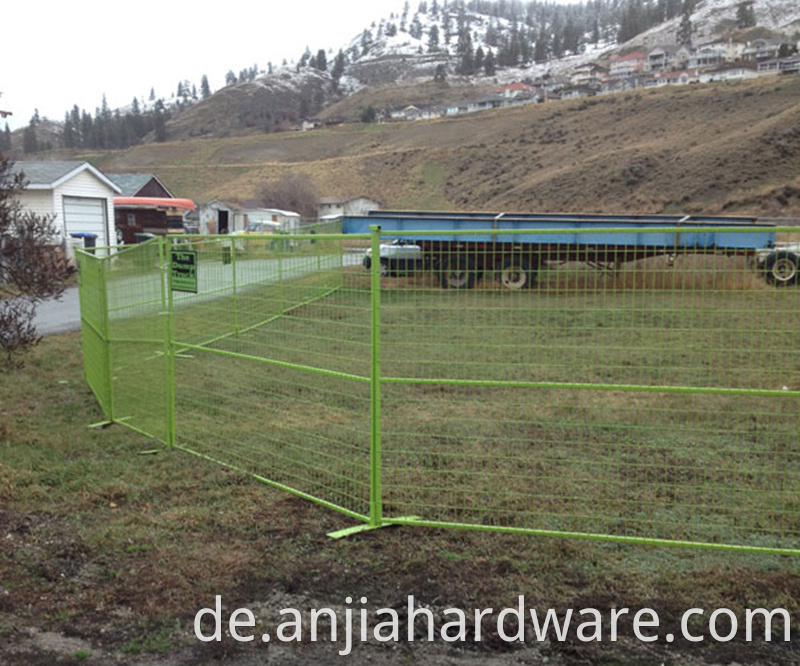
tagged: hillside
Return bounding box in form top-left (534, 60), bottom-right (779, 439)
top-left (93, 75), bottom-right (800, 217)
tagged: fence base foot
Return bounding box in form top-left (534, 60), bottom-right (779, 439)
top-left (327, 516), bottom-right (421, 539)
top-left (87, 420), bottom-right (114, 429)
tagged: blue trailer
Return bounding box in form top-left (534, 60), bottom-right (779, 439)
top-left (343, 211), bottom-right (783, 289)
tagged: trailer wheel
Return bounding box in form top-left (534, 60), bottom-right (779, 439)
top-left (440, 255), bottom-right (477, 289)
top-left (500, 258), bottom-right (536, 290)
top-left (764, 251), bottom-right (799, 286)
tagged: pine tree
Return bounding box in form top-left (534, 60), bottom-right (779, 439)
top-left (315, 49), bottom-right (327, 71)
top-left (386, 22), bottom-right (398, 37)
top-left (409, 14), bottom-right (423, 39)
top-left (401, 0), bottom-right (409, 31)
top-left (484, 48), bottom-right (496, 75)
top-left (361, 29), bottom-right (373, 54)
top-left (474, 46), bottom-right (485, 72)
top-left (201, 74), bottom-right (211, 99)
top-left (677, 1), bottom-right (693, 46)
top-left (23, 122), bottom-right (38, 154)
top-left (1, 123), bottom-right (10, 151)
top-left (736, 1), bottom-right (756, 28)
top-left (428, 24), bottom-right (440, 52)
top-left (149, 88), bottom-right (155, 102)
top-left (153, 100), bottom-right (167, 142)
top-left (457, 27), bottom-right (474, 74)
top-left (331, 51), bottom-right (346, 83)
top-left (225, 70), bottom-right (236, 86)
top-left (63, 112), bottom-right (76, 148)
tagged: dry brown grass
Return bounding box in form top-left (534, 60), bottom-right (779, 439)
top-left (92, 76), bottom-right (800, 220)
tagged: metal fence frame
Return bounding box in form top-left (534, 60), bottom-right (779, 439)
top-left (76, 224), bottom-right (800, 555)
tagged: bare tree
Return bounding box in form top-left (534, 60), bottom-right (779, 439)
top-left (257, 173), bottom-right (319, 219)
top-left (0, 153), bottom-right (73, 368)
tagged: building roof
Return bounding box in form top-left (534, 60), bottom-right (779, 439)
top-left (106, 173), bottom-right (173, 198)
top-left (490, 82), bottom-right (534, 93)
top-left (610, 52), bottom-right (644, 62)
top-left (319, 195), bottom-right (380, 205)
top-left (13, 161), bottom-right (121, 193)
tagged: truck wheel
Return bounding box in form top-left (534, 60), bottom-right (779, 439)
top-left (379, 258), bottom-right (391, 277)
top-left (440, 255), bottom-right (477, 289)
top-left (500, 258), bottom-right (537, 290)
top-left (764, 251), bottom-right (799, 286)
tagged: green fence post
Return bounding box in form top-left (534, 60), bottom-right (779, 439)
top-left (160, 238), bottom-right (176, 446)
top-left (369, 225), bottom-right (383, 527)
top-left (99, 259), bottom-right (114, 422)
top-left (277, 237), bottom-right (284, 315)
top-left (231, 237), bottom-right (239, 335)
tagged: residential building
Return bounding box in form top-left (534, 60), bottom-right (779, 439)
top-left (742, 39), bottom-right (786, 62)
top-left (10, 161), bottom-right (120, 259)
top-left (609, 52), bottom-right (645, 78)
top-left (317, 196), bottom-right (381, 218)
top-left (698, 64), bottom-right (757, 83)
top-left (570, 62), bottom-right (608, 86)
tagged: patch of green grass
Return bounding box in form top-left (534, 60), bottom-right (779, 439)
top-left (121, 625), bottom-right (173, 655)
top-left (74, 650), bottom-right (91, 660)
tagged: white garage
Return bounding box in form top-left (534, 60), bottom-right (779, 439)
top-left (63, 196), bottom-right (109, 242)
top-left (12, 161), bottom-right (121, 253)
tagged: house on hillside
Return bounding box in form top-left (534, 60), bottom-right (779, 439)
top-left (196, 198), bottom-right (239, 234)
top-left (106, 172), bottom-right (190, 244)
top-left (317, 195), bottom-right (381, 218)
top-left (609, 52), bottom-right (645, 78)
top-left (10, 161), bottom-right (120, 260)
top-left (698, 64), bottom-right (757, 83)
top-left (742, 39), bottom-right (786, 62)
top-left (570, 63), bottom-right (608, 86)
top-left (467, 95), bottom-right (505, 113)
top-left (646, 45), bottom-right (691, 72)
top-left (779, 54), bottom-right (800, 73)
top-left (650, 69), bottom-right (699, 86)
top-left (688, 41), bottom-right (744, 70)
top-left (491, 82), bottom-right (535, 98)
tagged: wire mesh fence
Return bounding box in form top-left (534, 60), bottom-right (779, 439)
top-left (76, 219), bottom-right (800, 554)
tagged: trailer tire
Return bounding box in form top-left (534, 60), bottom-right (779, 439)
top-left (764, 251), bottom-right (799, 286)
top-left (439, 255), bottom-right (477, 289)
top-left (500, 258), bottom-right (537, 290)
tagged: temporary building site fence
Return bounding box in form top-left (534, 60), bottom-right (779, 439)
top-left (76, 219), bottom-right (800, 555)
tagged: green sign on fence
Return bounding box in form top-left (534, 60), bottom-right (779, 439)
top-left (171, 249), bottom-right (197, 293)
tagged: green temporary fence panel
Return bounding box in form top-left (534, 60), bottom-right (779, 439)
top-left (76, 225), bottom-right (800, 555)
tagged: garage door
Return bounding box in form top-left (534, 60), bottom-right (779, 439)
top-left (63, 196), bottom-right (108, 246)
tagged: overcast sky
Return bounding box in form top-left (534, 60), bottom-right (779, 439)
top-left (2, 0), bottom-right (582, 132)
top-left (2, 0), bottom-right (409, 130)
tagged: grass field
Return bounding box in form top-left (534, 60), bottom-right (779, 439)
top-left (2, 244), bottom-right (799, 664)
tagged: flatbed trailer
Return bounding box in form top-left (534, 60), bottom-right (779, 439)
top-left (343, 211), bottom-right (787, 289)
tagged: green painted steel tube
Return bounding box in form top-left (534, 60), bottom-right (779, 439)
top-left (174, 342), bottom-right (369, 383)
top-left (369, 225), bottom-right (383, 528)
top-left (177, 445), bottom-right (369, 523)
top-left (230, 237), bottom-right (239, 335)
top-left (277, 241), bottom-right (284, 316)
top-left (380, 376), bottom-right (800, 398)
top-left (99, 259), bottom-right (114, 421)
top-left (165, 238), bottom-right (177, 447)
top-left (384, 518), bottom-right (800, 556)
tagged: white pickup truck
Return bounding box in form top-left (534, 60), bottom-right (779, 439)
top-left (363, 239), bottom-right (423, 277)
top-left (757, 243), bottom-right (800, 286)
